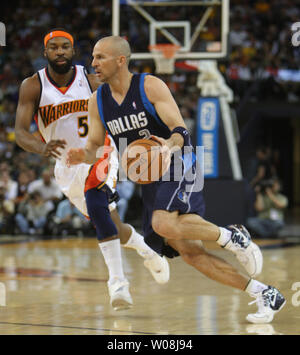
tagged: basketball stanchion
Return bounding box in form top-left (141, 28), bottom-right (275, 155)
top-left (149, 44), bottom-right (180, 74)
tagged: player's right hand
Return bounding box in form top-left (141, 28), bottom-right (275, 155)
top-left (42, 139), bottom-right (67, 159)
top-left (66, 148), bottom-right (86, 167)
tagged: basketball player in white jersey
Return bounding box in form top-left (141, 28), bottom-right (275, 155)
top-left (15, 28), bottom-right (169, 311)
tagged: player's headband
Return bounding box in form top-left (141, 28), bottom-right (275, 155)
top-left (44, 31), bottom-right (74, 47)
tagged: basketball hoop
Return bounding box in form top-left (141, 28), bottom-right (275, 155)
top-left (149, 44), bottom-right (180, 74)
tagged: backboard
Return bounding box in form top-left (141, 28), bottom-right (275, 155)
top-left (113, 0), bottom-right (229, 60)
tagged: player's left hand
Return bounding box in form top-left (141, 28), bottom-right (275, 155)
top-left (150, 135), bottom-right (171, 172)
top-left (66, 148), bottom-right (86, 167)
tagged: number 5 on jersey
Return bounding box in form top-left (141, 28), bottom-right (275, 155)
top-left (78, 115), bottom-right (88, 137)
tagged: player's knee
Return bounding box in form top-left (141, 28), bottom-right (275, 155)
top-left (152, 213), bottom-right (182, 240)
top-left (85, 189), bottom-right (118, 241)
top-left (110, 209), bottom-right (122, 231)
top-left (152, 213), bottom-right (168, 237)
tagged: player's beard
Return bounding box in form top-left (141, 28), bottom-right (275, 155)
top-left (48, 57), bottom-right (73, 74)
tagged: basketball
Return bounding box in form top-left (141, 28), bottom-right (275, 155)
top-left (121, 138), bottom-right (170, 184)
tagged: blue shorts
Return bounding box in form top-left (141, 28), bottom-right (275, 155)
top-left (141, 158), bottom-right (206, 258)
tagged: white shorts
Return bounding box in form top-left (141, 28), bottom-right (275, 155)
top-left (54, 149), bottom-right (119, 217)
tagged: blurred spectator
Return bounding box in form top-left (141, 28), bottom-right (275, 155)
top-left (248, 145), bottom-right (276, 187)
top-left (50, 198), bottom-right (91, 236)
top-left (15, 191), bottom-right (52, 235)
top-left (181, 106), bottom-right (195, 133)
top-left (0, 98), bottom-right (16, 127)
top-left (0, 132), bottom-right (7, 159)
top-left (116, 181), bottom-right (135, 222)
top-left (244, 145), bottom-right (277, 219)
top-left (15, 171), bottom-right (31, 206)
top-left (0, 162), bottom-right (11, 174)
top-left (229, 22), bottom-right (249, 47)
top-left (0, 170), bottom-right (18, 201)
top-left (0, 183), bottom-right (15, 234)
top-left (246, 177), bottom-right (288, 238)
top-left (27, 168), bottom-right (63, 212)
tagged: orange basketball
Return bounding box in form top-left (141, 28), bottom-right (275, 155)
top-left (121, 138), bottom-right (170, 184)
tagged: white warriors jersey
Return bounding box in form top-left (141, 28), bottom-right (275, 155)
top-left (37, 65), bottom-right (92, 161)
top-left (36, 65), bottom-right (119, 215)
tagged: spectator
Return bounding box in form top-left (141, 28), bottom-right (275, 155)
top-left (0, 98), bottom-right (16, 127)
top-left (50, 198), bottom-right (91, 236)
top-left (15, 171), bottom-right (31, 206)
top-left (229, 22), bottom-right (249, 47)
top-left (249, 145), bottom-right (276, 188)
top-left (27, 168), bottom-right (63, 212)
top-left (246, 178), bottom-right (288, 238)
top-left (15, 191), bottom-right (52, 235)
top-left (0, 170), bottom-right (18, 201)
top-left (0, 130), bottom-right (9, 159)
top-left (0, 183), bottom-right (15, 234)
top-left (0, 161), bottom-right (11, 175)
top-left (116, 181), bottom-right (135, 222)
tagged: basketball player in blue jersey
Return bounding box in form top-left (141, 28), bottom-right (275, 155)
top-left (67, 36), bottom-right (286, 323)
top-left (15, 29), bottom-right (170, 311)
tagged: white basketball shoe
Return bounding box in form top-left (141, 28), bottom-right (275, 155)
top-left (142, 253), bottom-right (170, 284)
top-left (246, 286), bottom-right (286, 324)
top-left (223, 224), bottom-right (263, 277)
top-left (108, 278), bottom-right (133, 311)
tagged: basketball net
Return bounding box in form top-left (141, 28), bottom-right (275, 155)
top-left (149, 44), bottom-right (180, 74)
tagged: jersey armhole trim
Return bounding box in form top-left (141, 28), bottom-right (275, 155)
top-left (96, 85), bottom-right (109, 132)
top-left (83, 67), bottom-right (93, 94)
top-left (139, 73), bottom-right (169, 130)
top-left (36, 71), bottom-right (43, 114)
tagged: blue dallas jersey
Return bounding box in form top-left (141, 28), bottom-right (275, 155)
top-left (96, 73), bottom-right (171, 152)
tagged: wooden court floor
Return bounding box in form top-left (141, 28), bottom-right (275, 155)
top-left (0, 236), bottom-right (300, 335)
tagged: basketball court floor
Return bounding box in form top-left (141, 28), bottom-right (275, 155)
top-left (0, 235), bottom-right (299, 335)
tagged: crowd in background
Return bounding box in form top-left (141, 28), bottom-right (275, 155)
top-left (0, 0), bottom-right (298, 236)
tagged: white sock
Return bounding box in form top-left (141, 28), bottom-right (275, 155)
top-left (99, 239), bottom-right (125, 284)
top-left (123, 225), bottom-right (156, 259)
top-left (216, 227), bottom-right (232, 247)
top-left (245, 279), bottom-right (268, 295)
